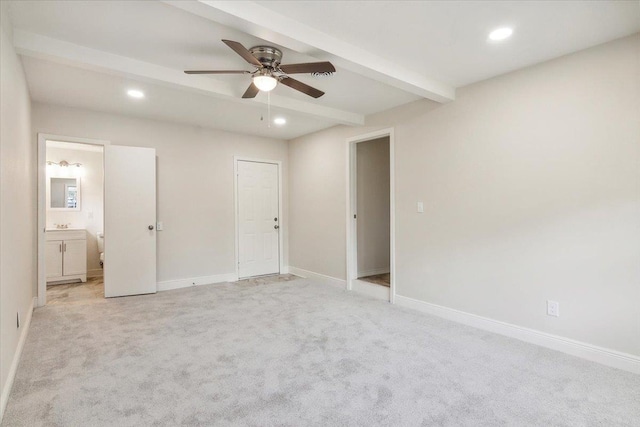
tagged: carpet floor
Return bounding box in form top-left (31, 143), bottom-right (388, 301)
top-left (3, 278), bottom-right (639, 426)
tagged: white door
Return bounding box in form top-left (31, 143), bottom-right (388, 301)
top-left (237, 161), bottom-right (279, 278)
top-left (45, 240), bottom-right (63, 279)
top-left (104, 145), bottom-right (157, 297)
top-left (63, 240), bottom-right (87, 276)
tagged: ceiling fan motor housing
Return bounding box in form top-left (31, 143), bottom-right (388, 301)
top-left (249, 46), bottom-right (283, 68)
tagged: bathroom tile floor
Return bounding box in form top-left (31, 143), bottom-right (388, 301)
top-left (46, 276), bottom-right (105, 305)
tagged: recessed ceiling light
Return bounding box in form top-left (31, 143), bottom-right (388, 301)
top-left (488, 27), bottom-right (513, 41)
top-left (127, 89), bottom-right (145, 99)
top-left (273, 117), bottom-right (286, 125)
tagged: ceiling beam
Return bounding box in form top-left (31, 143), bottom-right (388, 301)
top-left (164, 0), bottom-right (455, 103)
top-left (13, 30), bottom-right (364, 126)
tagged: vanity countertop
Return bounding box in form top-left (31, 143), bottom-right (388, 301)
top-left (45, 228), bottom-right (87, 241)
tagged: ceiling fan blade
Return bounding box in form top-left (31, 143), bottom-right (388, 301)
top-left (242, 83), bottom-right (260, 99)
top-left (279, 61), bottom-right (335, 74)
top-left (280, 77), bottom-right (325, 98)
top-left (184, 70), bottom-right (251, 74)
top-left (222, 39), bottom-right (263, 67)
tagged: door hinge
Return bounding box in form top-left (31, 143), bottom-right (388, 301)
top-left (353, 214), bottom-right (357, 219)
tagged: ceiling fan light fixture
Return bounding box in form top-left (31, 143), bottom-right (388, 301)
top-left (488, 27), bottom-right (513, 41)
top-left (127, 89), bottom-right (145, 98)
top-left (253, 75), bottom-right (278, 92)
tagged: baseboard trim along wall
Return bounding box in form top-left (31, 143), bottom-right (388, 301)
top-left (157, 273), bottom-right (238, 292)
top-left (1, 297), bottom-right (36, 421)
top-left (288, 267), bottom-right (346, 288)
top-left (290, 267), bottom-right (393, 301)
top-left (395, 294), bottom-right (640, 375)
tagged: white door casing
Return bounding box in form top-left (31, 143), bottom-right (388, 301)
top-left (104, 145), bottom-right (157, 298)
top-left (346, 128), bottom-right (396, 303)
top-left (237, 160), bottom-right (280, 279)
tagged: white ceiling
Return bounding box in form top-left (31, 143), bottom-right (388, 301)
top-left (260, 1), bottom-right (640, 87)
top-left (8, 0), bottom-right (640, 139)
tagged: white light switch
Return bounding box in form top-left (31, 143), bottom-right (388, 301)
top-left (156, 221), bottom-right (163, 231)
top-left (87, 211), bottom-right (94, 219)
top-left (417, 202), bottom-right (424, 213)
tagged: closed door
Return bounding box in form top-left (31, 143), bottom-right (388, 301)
top-left (237, 161), bottom-right (279, 278)
top-left (45, 240), bottom-right (63, 278)
top-left (63, 240), bottom-right (87, 276)
top-left (104, 145), bottom-right (157, 298)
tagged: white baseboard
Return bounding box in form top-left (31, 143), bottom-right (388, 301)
top-left (1, 297), bottom-right (36, 421)
top-left (87, 268), bottom-right (103, 278)
top-left (395, 294), bottom-right (640, 375)
top-left (280, 266), bottom-right (289, 274)
top-left (157, 273), bottom-right (238, 292)
top-left (352, 279), bottom-right (390, 301)
top-left (357, 267), bottom-right (390, 278)
top-left (288, 266), bottom-right (346, 289)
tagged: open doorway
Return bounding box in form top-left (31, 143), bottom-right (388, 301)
top-left (356, 137), bottom-right (391, 287)
top-left (43, 140), bottom-right (105, 305)
top-left (346, 129), bottom-right (395, 302)
top-left (38, 134), bottom-right (158, 306)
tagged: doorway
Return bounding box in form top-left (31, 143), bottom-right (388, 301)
top-left (44, 140), bottom-right (105, 304)
top-left (37, 134), bottom-right (158, 306)
top-left (346, 129), bottom-right (395, 302)
top-left (235, 158), bottom-right (283, 280)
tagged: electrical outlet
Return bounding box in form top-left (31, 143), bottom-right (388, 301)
top-left (547, 300), bottom-right (559, 317)
top-left (417, 201), bottom-right (424, 213)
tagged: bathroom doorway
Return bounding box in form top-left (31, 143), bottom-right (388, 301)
top-left (346, 129), bottom-right (396, 303)
top-left (38, 134), bottom-right (158, 306)
top-left (43, 139), bottom-right (105, 305)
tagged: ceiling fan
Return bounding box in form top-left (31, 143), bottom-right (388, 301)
top-left (184, 39), bottom-right (335, 99)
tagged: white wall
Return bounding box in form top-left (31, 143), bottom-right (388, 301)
top-left (32, 103), bottom-right (289, 283)
top-left (356, 137), bottom-right (390, 277)
top-left (0, 12), bottom-right (36, 419)
top-left (46, 146), bottom-right (104, 275)
top-left (288, 34), bottom-right (640, 357)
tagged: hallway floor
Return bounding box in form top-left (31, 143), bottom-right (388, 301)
top-left (358, 272), bottom-right (390, 287)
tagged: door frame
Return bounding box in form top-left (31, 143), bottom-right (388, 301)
top-left (234, 156), bottom-right (284, 280)
top-left (345, 128), bottom-right (396, 303)
top-left (37, 133), bottom-right (110, 307)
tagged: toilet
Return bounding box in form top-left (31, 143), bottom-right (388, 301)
top-left (97, 231), bottom-right (104, 267)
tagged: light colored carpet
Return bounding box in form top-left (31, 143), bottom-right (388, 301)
top-left (3, 278), bottom-right (639, 426)
top-left (235, 273), bottom-right (300, 287)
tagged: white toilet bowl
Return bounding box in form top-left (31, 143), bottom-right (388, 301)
top-left (97, 231), bottom-right (104, 266)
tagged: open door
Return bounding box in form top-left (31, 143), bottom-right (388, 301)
top-left (104, 145), bottom-right (156, 297)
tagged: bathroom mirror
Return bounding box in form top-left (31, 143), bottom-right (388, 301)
top-left (49, 177), bottom-right (81, 210)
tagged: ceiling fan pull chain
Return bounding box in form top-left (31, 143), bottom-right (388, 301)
top-left (268, 91), bottom-right (271, 128)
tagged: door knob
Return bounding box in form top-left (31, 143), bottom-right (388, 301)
top-left (148, 225), bottom-right (154, 230)
top-left (274, 225), bottom-right (279, 230)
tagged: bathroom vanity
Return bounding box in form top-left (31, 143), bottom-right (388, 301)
top-left (45, 229), bottom-right (87, 284)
